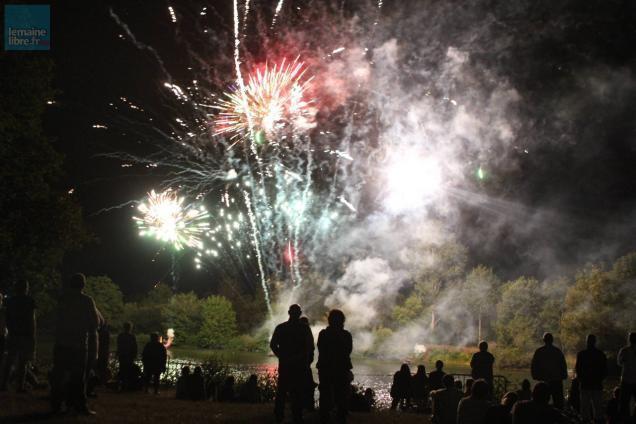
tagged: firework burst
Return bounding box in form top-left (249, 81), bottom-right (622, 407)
top-left (213, 58), bottom-right (314, 144)
top-left (133, 189), bottom-right (210, 250)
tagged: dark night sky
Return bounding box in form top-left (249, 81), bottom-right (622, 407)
top-left (40, 0), bottom-right (636, 296)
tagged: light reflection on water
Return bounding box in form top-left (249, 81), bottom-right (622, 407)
top-left (161, 351), bottom-right (526, 409)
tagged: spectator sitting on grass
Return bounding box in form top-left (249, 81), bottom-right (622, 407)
top-left (457, 379), bottom-right (493, 424)
top-left (176, 366), bottom-right (190, 400)
top-left (188, 366), bottom-right (206, 401)
top-left (239, 374), bottom-right (260, 403)
top-left (218, 375), bottom-right (235, 402)
top-left (516, 379), bottom-right (532, 401)
top-left (431, 374), bottom-right (462, 424)
top-left (484, 391), bottom-right (518, 424)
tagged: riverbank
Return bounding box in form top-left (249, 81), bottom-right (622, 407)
top-left (0, 388), bottom-right (430, 424)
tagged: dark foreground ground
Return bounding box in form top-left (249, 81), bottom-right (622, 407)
top-left (0, 388), bottom-right (430, 424)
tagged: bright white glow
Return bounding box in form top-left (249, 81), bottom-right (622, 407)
top-left (384, 153), bottom-right (442, 213)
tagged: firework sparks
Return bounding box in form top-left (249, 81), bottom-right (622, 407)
top-left (133, 189), bottom-right (209, 250)
top-left (213, 58), bottom-right (313, 143)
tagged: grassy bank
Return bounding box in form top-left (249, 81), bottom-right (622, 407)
top-left (0, 388), bottom-right (431, 424)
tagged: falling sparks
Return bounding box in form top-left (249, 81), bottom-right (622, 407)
top-left (271, 0), bottom-right (285, 29)
top-left (133, 189), bottom-right (209, 250)
top-left (168, 6), bottom-right (177, 23)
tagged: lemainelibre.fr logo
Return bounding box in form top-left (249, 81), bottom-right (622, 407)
top-left (4, 4), bottom-right (50, 51)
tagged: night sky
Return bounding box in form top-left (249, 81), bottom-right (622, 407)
top-left (41, 0), bottom-right (636, 296)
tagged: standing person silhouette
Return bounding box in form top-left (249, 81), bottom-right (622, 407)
top-left (49, 273), bottom-right (100, 415)
top-left (270, 304), bottom-right (315, 424)
top-left (116, 322), bottom-right (138, 390)
top-left (617, 332), bottom-right (636, 422)
top-left (317, 309), bottom-right (353, 424)
top-left (429, 360), bottom-right (446, 391)
top-left (575, 334), bottom-right (607, 423)
top-left (0, 279), bottom-right (36, 392)
top-left (470, 341), bottom-right (495, 390)
top-left (530, 333), bottom-right (567, 409)
top-left (141, 333), bottom-right (167, 395)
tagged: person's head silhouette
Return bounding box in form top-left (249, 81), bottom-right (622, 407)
top-left (327, 309), bottom-right (345, 329)
top-left (521, 379), bottom-right (531, 391)
top-left (14, 279), bottom-right (29, 295)
top-left (149, 332), bottom-right (160, 343)
top-left (400, 363), bottom-right (410, 375)
top-left (68, 273), bottom-right (86, 291)
top-left (532, 382), bottom-right (550, 405)
top-left (299, 316), bottom-right (309, 325)
top-left (123, 322), bottom-right (133, 333)
top-left (288, 304), bottom-right (302, 320)
top-left (629, 332), bottom-right (636, 346)
top-left (543, 332), bottom-right (554, 346)
top-left (478, 341), bottom-right (488, 352)
top-left (435, 360), bottom-right (444, 371)
top-left (470, 379), bottom-right (489, 400)
top-left (586, 334), bottom-right (597, 349)
top-left (417, 365), bottom-right (426, 375)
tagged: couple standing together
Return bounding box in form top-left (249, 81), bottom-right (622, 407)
top-left (270, 304), bottom-right (352, 424)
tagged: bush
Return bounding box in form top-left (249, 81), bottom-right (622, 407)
top-left (84, 276), bottom-right (125, 329)
top-left (198, 295), bottom-right (238, 349)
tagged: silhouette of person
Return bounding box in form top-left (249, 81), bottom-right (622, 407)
top-left (317, 309), bottom-right (353, 424)
top-left (511, 382), bottom-right (564, 424)
top-left (239, 374), bottom-right (260, 403)
top-left (428, 360), bottom-right (446, 391)
top-left (575, 334), bottom-right (607, 422)
top-left (270, 304), bottom-right (315, 423)
top-left (0, 279), bottom-right (36, 392)
top-left (117, 322), bottom-right (138, 390)
top-left (617, 332), bottom-right (636, 421)
top-left (188, 366), bottom-right (206, 400)
top-left (300, 316), bottom-right (317, 411)
top-left (457, 379), bottom-right (492, 424)
top-left (516, 379), bottom-right (532, 401)
top-left (0, 292), bottom-right (5, 361)
top-left (49, 273), bottom-right (99, 415)
top-left (431, 374), bottom-right (462, 424)
top-left (463, 378), bottom-right (474, 397)
top-left (606, 386), bottom-right (620, 424)
top-left (411, 365), bottom-right (429, 411)
top-left (141, 332), bottom-right (167, 395)
top-left (484, 391), bottom-right (518, 424)
top-left (390, 363), bottom-right (412, 410)
top-left (530, 333), bottom-right (567, 409)
top-left (218, 375), bottom-right (235, 402)
top-left (176, 366), bottom-right (190, 399)
top-left (87, 310), bottom-right (108, 397)
top-left (470, 341), bottom-right (495, 389)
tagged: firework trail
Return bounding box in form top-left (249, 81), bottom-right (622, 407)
top-left (271, 0), bottom-right (285, 29)
top-left (243, 190), bottom-right (272, 315)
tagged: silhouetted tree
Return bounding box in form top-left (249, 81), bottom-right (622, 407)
top-left (0, 55), bottom-right (85, 307)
